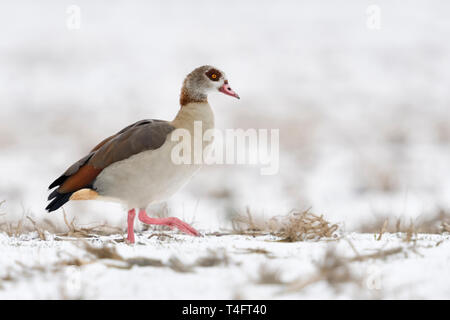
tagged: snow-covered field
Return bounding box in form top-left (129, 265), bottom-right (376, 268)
top-left (0, 0), bottom-right (449, 299)
top-left (1, 230), bottom-right (449, 299)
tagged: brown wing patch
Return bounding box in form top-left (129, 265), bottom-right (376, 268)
top-left (89, 120), bottom-right (174, 169)
top-left (90, 120), bottom-right (153, 152)
top-left (58, 164), bottom-right (102, 193)
top-left (47, 119), bottom-right (175, 212)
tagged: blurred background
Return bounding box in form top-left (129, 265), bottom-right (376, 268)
top-left (0, 0), bottom-right (449, 232)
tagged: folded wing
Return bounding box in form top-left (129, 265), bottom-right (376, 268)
top-left (46, 119), bottom-right (175, 212)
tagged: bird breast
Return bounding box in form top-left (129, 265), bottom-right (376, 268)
top-left (93, 102), bottom-right (215, 208)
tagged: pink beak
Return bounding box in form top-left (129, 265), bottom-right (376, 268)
top-left (219, 81), bottom-right (240, 99)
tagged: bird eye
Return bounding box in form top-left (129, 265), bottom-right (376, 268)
top-left (205, 69), bottom-right (221, 81)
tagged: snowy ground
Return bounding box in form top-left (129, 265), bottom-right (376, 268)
top-left (1, 0), bottom-right (449, 299)
top-left (1, 230), bottom-right (449, 299)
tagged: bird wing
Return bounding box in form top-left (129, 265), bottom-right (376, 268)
top-left (46, 119), bottom-right (175, 211)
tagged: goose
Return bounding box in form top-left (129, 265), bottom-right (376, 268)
top-left (46, 65), bottom-right (239, 243)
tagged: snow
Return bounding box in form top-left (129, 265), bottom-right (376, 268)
top-left (0, 0), bottom-right (449, 299)
top-left (0, 231), bottom-right (449, 299)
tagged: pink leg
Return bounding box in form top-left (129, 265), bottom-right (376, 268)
top-left (127, 209), bottom-right (136, 243)
top-left (138, 209), bottom-right (200, 236)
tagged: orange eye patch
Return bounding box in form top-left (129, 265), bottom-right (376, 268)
top-left (212, 74), bottom-right (217, 79)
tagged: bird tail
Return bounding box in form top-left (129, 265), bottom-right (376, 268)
top-left (45, 191), bottom-right (73, 212)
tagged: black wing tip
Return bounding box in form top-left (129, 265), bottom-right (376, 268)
top-left (45, 192), bottom-right (72, 212)
top-left (47, 189), bottom-right (59, 201)
top-left (49, 175), bottom-right (67, 190)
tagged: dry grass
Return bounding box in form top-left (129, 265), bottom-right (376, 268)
top-left (348, 247), bottom-right (404, 263)
top-left (0, 241), bottom-right (165, 294)
top-left (356, 161), bottom-right (400, 193)
top-left (124, 257), bottom-right (165, 268)
top-left (442, 221), bottom-right (450, 233)
top-left (83, 242), bottom-right (168, 269)
top-left (58, 210), bottom-right (122, 238)
top-left (147, 232), bottom-right (175, 241)
top-left (435, 120), bottom-right (450, 143)
top-left (168, 257), bottom-right (194, 273)
top-left (82, 242), bottom-right (123, 260)
top-left (237, 247), bottom-right (274, 259)
top-left (0, 201), bottom-right (35, 236)
top-left (57, 242), bottom-right (166, 270)
top-left (62, 243), bottom-right (234, 273)
top-left (275, 210), bottom-right (339, 241)
top-left (0, 216), bottom-right (64, 238)
top-left (0, 205), bottom-right (122, 239)
top-left (195, 249), bottom-right (230, 267)
top-left (0, 219), bottom-right (24, 237)
top-left (0, 205), bottom-right (195, 241)
top-left (26, 216), bottom-right (46, 240)
top-left (358, 208), bottom-right (450, 236)
top-left (0, 201), bottom-right (23, 237)
top-left (208, 187), bottom-right (234, 200)
top-left (231, 208), bottom-right (268, 235)
top-left (256, 264), bottom-right (284, 285)
top-left (284, 243), bottom-right (406, 294)
top-left (167, 249), bottom-right (232, 272)
top-left (231, 208), bottom-right (339, 241)
top-left (284, 247), bottom-right (358, 293)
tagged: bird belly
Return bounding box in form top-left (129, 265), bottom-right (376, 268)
top-left (93, 140), bottom-right (201, 208)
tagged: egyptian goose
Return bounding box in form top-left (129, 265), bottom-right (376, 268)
top-left (46, 65), bottom-right (239, 243)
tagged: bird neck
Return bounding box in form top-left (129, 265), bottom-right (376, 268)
top-left (179, 77), bottom-right (209, 106)
top-left (171, 101), bottom-right (215, 132)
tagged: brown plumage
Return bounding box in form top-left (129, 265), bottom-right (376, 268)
top-left (46, 119), bottom-right (175, 212)
top-left (46, 65), bottom-right (240, 243)
top-left (179, 84), bottom-right (207, 106)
